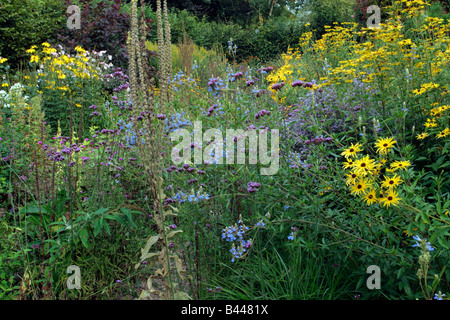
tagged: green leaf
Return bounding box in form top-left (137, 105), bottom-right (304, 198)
top-left (93, 218), bottom-right (102, 237)
top-left (103, 221), bottom-right (111, 235)
top-left (438, 236), bottom-right (449, 249)
top-left (92, 207), bottom-right (109, 215)
top-left (79, 228), bottom-right (89, 248)
top-left (19, 205), bottom-right (48, 214)
top-left (121, 208), bottom-right (137, 228)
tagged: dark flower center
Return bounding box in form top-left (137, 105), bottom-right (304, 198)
top-left (388, 196), bottom-right (393, 201)
top-left (360, 163), bottom-right (366, 167)
top-left (383, 143), bottom-right (388, 147)
top-left (389, 180), bottom-right (394, 185)
top-left (350, 148), bottom-right (354, 152)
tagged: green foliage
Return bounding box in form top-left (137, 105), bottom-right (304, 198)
top-left (0, 0), bottom-right (66, 69)
top-left (306, 0), bottom-right (356, 36)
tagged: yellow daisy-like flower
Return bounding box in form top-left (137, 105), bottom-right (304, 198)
top-left (1, 82), bottom-right (9, 87)
top-left (381, 174), bottom-right (403, 189)
top-left (345, 171), bottom-right (359, 186)
top-left (341, 143), bottom-right (363, 159)
top-left (363, 189), bottom-right (378, 205)
top-left (350, 178), bottom-right (371, 196)
top-left (30, 55), bottom-right (39, 63)
top-left (436, 128), bottom-right (450, 138)
top-left (416, 132), bottom-right (429, 140)
top-left (342, 159), bottom-right (355, 170)
top-left (74, 46), bottom-right (86, 54)
top-left (380, 190), bottom-right (401, 207)
top-left (75, 104), bottom-right (82, 108)
top-left (374, 137), bottom-right (397, 154)
top-left (42, 42), bottom-right (51, 47)
top-left (353, 155), bottom-right (377, 175)
top-left (390, 160), bottom-right (411, 171)
top-left (0, 57), bottom-right (7, 64)
top-left (26, 48), bottom-right (36, 54)
top-left (424, 118), bottom-right (437, 128)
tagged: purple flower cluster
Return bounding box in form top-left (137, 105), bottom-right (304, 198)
top-left (257, 66), bottom-right (274, 73)
top-left (207, 104), bottom-right (219, 117)
top-left (255, 109), bottom-right (271, 119)
top-left (291, 80), bottom-right (314, 88)
top-left (113, 83), bottom-right (129, 92)
top-left (208, 77), bottom-right (219, 87)
top-left (246, 80), bottom-right (255, 86)
top-left (230, 71), bottom-right (244, 81)
top-left (271, 82), bottom-right (284, 91)
top-left (247, 181), bottom-right (261, 193)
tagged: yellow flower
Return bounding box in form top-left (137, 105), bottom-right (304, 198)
top-left (436, 128), bottom-right (450, 138)
top-left (363, 189), bottom-right (378, 205)
top-left (424, 118), bottom-right (437, 128)
top-left (30, 55), bottom-right (40, 63)
top-left (342, 159), bottom-right (355, 170)
top-left (390, 160), bottom-right (411, 171)
top-left (75, 104), bottom-right (82, 108)
top-left (381, 174), bottom-right (403, 189)
top-left (374, 137), bottom-right (397, 154)
top-left (350, 178), bottom-right (371, 196)
top-left (1, 82), bottom-right (9, 87)
top-left (353, 155), bottom-right (377, 176)
top-left (26, 48), bottom-right (36, 54)
top-left (380, 190), bottom-right (401, 207)
top-left (345, 171), bottom-right (359, 186)
top-left (0, 57), bottom-right (8, 64)
top-left (74, 46), bottom-right (86, 54)
top-left (341, 143), bottom-right (363, 159)
top-left (42, 42), bottom-right (51, 47)
top-left (416, 132), bottom-right (429, 140)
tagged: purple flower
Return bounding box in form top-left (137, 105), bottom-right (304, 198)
top-left (291, 80), bottom-right (304, 87)
top-left (271, 82), bottom-right (284, 91)
top-left (247, 181), bottom-right (261, 193)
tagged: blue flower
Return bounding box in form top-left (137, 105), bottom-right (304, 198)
top-left (434, 292), bottom-right (446, 300)
top-left (412, 235), bottom-right (434, 251)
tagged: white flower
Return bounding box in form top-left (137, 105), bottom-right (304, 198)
top-left (108, 55), bottom-right (112, 61)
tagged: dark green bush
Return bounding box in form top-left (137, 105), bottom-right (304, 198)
top-left (0, 0), bottom-right (66, 69)
top-left (55, 0), bottom-right (140, 69)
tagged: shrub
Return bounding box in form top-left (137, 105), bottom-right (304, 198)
top-left (0, 0), bottom-right (66, 69)
top-left (55, 0), bottom-right (144, 69)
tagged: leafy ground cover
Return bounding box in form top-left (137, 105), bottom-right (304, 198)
top-left (0, 0), bottom-right (449, 300)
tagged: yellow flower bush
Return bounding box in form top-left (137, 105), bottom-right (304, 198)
top-left (342, 137), bottom-right (410, 208)
top-left (264, 0), bottom-right (450, 114)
